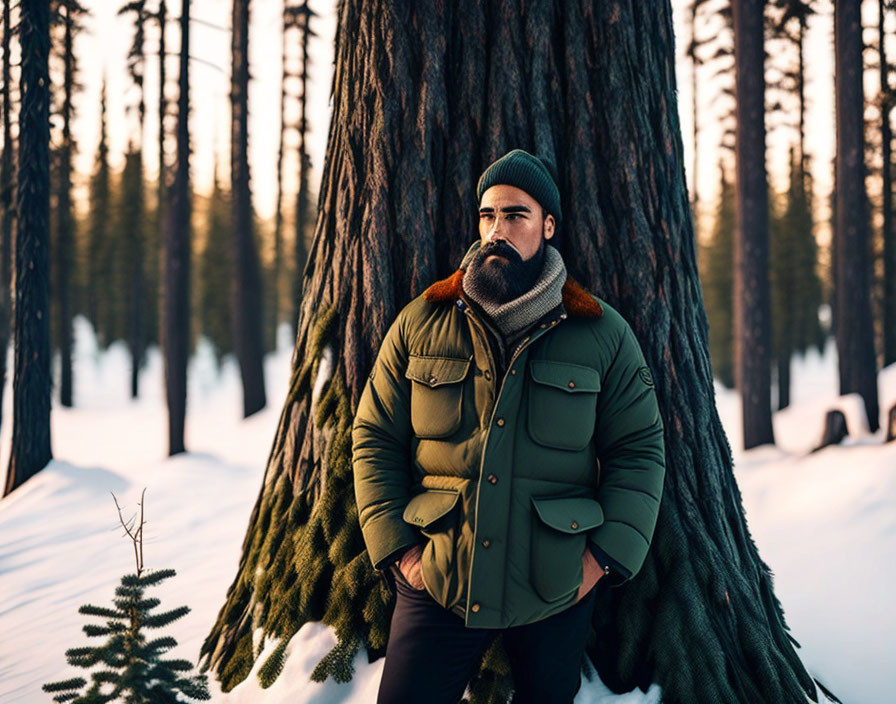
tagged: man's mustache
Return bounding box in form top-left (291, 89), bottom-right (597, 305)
top-left (479, 240), bottom-right (521, 263)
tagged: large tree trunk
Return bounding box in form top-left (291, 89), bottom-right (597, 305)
top-left (230, 0), bottom-right (266, 418)
top-left (199, 3), bottom-right (831, 703)
top-left (0, 0), bottom-right (16, 431)
top-left (162, 0), bottom-right (190, 455)
top-left (4, 0), bottom-right (52, 495)
top-left (835, 0), bottom-right (880, 432)
top-left (733, 0), bottom-right (775, 449)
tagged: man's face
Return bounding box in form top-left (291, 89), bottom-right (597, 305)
top-left (477, 184), bottom-right (555, 261)
top-left (467, 184), bottom-right (556, 304)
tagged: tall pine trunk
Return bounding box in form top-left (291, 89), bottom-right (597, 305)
top-left (271, 0), bottom-right (288, 353)
top-left (199, 3), bottom-right (831, 703)
top-left (835, 0), bottom-right (880, 431)
top-left (881, 0), bottom-right (895, 367)
top-left (230, 0), bottom-right (266, 417)
top-left (0, 0), bottom-right (16, 431)
top-left (292, 1), bottom-right (312, 339)
top-left (54, 0), bottom-right (75, 407)
top-left (5, 0), bottom-right (52, 495)
top-left (162, 0), bottom-right (190, 455)
top-left (733, 0), bottom-right (775, 449)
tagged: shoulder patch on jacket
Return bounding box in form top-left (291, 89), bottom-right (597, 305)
top-left (637, 366), bottom-right (655, 388)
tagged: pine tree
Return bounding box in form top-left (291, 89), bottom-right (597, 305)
top-left (230, 0), bottom-right (266, 417)
top-left (881, 0), bottom-right (896, 366)
top-left (84, 79), bottom-right (111, 344)
top-left (198, 164), bottom-right (233, 366)
top-left (700, 161), bottom-right (736, 389)
top-left (118, 0), bottom-right (149, 398)
top-left (119, 144), bottom-right (147, 398)
top-left (771, 145), bottom-right (823, 410)
top-left (5, 0), bottom-right (53, 496)
top-left (835, 0), bottom-right (880, 431)
top-left (198, 2), bottom-right (838, 702)
top-left (42, 489), bottom-right (210, 703)
top-left (733, 0), bottom-right (775, 448)
top-left (0, 0), bottom-right (17, 432)
top-left (163, 0), bottom-right (191, 455)
top-left (684, 0), bottom-right (713, 226)
top-left (49, 0), bottom-right (87, 408)
top-left (291, 1), bottom-right (316, 339)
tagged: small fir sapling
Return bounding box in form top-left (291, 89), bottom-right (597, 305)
top-left (42, 487), bottom-right (211, 703)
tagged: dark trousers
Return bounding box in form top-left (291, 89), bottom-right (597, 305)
top-left (377, 568), bottom-right (599, 704)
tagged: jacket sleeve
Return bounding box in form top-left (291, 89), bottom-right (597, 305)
top-left (588, 323), bottom-right (666, 585)
top-left (352, 311), bottom-right (423, 571)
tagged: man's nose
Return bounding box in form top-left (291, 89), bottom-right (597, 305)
top-left (486, 217), bottom-right (505, 241)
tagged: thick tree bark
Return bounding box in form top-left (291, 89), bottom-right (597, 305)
top-left (5, 0), bottom-right (52, 495)
top-left (733, 0), bottom-right (775, 449)
top-left (230, 0), bottom-right (266, 417)
top-left (162, 0), bottom-right (190, 455)
top-left (835, 0), bottom-right (880, 432)
top-left (0, 0), bottom-right (16, 431)
top-left (200, 3), bottom-right (830, 703)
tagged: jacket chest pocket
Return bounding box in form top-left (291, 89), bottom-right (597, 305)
top-left (405, 355), bottom-right (472, 439)
top-left (529, 496), bottom-right (605, 603)
top-left (527, 360), bottom-right (600, 451)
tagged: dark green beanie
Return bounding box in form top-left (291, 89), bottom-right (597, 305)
top-left (476, 148), bottom-right (562, 231)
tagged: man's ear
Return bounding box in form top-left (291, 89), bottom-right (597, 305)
top-left (543, 213), bottom-right (555, 240)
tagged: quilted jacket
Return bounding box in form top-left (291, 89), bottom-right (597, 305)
top-left (352, 242), bottom-right (666, 628)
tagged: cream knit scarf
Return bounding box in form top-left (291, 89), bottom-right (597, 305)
top-left (461, 240), bottom-right (566, 338)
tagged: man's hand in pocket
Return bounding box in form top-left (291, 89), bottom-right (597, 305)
top-left (397, 544), bottom-right (425, 589)
top-left (575, 547), bottom-right (605, 602)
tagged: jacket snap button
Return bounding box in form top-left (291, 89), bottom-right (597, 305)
top-left (488, 474), bottom-right (498, 484)
top-left (539, 323), bottom-right (546, 329)
top-left (482, 539), bottom-right (490, 548)
top-left (496, 417), bottom-right (505, 427)
top-left (510, 368), bottom-right (516, 375)
top-left (472, 603), bottom-right (480, 613)
top-left (571, 521), bottom-right (579, 530)
top-left (429, 376), bottom-right (437, 385)
top-left (484, 370), bottom-right (491, 381)
top-left (568, 381), bottom-right (575, 389)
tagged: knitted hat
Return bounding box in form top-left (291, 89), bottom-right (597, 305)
top-left (476, 149), bottom-right (562, 231)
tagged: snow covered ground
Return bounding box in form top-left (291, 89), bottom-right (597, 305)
top-left (1, 317), bottom-right (893, 703)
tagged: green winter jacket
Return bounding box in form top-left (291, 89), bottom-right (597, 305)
top-left (351, 246), bottom-right (666, 629)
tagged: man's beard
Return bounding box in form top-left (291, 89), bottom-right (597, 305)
top-left (466, 238), bottom-right (546, 305)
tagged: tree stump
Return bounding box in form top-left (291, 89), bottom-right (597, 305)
top-left (886, 402), bottom-right (896, 443)
top-left (812, 409), bottom-right (849, 452)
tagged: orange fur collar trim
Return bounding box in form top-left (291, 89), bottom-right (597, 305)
top-left (423, 269), bottom-right (603, 318)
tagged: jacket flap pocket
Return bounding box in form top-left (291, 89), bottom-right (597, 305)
top-left (529, 361), bottom-right (600, 393)
top-left (405, 355), bottom-right (472, 387)
top-left (531, 496), bottom-right (604, 533)
top-left (403, 489), bottom-right (461, 528)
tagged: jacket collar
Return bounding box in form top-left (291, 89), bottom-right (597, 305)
top-left (423, 268), bottom-right (604, 318)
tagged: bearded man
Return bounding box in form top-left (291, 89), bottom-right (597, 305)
top-left (352, 148), bottom-right (666, 704)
